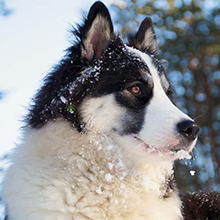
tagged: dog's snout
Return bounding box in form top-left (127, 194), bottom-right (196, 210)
top-left (177, 120), bottom-right (199, 141)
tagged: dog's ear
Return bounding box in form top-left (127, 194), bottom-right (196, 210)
top-left (128, 17), bottom-right (159, 55)
top-left (77, 1), bottom-right (114, 62)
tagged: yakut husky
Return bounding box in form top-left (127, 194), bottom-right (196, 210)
top-left (2, 2), bottom-right (200, 220)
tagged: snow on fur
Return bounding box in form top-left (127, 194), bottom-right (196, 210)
top-left (3, 121), bottom-right (182, 219)
top-left (2, 2), bottom-right (201, 220)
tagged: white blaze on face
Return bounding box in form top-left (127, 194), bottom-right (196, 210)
top-left (126, 46), bottom-right (192, 150)
top-left (80, 95), bottom-right (124, 133)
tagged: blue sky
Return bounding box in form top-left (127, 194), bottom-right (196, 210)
top-left (0, 0), bottom-right (112, 157)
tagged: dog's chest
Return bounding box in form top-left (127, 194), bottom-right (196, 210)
top-left (34, 161), bottom-right (182, 220)
top-left (2, 123), bottom-right (182, 220)
top-left (39, 164), bottom-right (182, 220)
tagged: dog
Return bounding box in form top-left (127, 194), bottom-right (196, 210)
top-left (1, 1), bottom-right (205, 219)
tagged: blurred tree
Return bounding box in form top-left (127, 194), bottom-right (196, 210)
top-left (111, 0), bottom-right (220, 191)
top-left (0, 0), bottom-right (12, 16)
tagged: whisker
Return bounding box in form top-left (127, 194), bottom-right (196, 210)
top-left (193, 115), bottom-right (203, 121)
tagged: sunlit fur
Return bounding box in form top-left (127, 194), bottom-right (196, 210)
top-left (3, 120), bottom-right (183, 220)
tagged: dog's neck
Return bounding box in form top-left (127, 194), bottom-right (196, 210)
top-left (78, 128), bottom-right (176, 199)
top-left (16, 121), bottom-right (181, 219)
top-left (137, 163), bottom-right (175, 198)
top-left (33, 121), bottom-right (176, 199)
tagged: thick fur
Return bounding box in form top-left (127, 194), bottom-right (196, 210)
top-left (3, 121), bottom-right (182, 219)
top-left (2, 2), bottom-right (202, 220)
top-left (181, 192), bottom-right (220, 220)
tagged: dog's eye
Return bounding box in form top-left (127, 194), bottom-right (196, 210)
top-left (130, 85), bottom-right (142, 95)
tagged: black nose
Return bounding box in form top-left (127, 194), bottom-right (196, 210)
top-left (177, 120), bottom-right (199, 141)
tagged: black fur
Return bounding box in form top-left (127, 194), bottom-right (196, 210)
top-left (128, 17), bottom-right (158, 55)
top-left (163, 174), bottom-right (176, 199)
top-left (7, 2), bottom-right (218, 220)
top-left (76, 1), bottom-right (113, 43)
top-left (181, 191), bottom-right (220, 220)
top-left (27, 1), bottom-right (115, 130)
top-left (27, 36), bottom-right (155, 131)
top-left (26, 2), bottom-right (168, 134)
top-left (119, 109), bottom-right (146, 135)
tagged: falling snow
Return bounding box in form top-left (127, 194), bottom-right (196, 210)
top-left (190, 170), bottom-right (196, 176)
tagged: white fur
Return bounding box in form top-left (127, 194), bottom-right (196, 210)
top-left (100, 47), bottom-right (196, 166)
top-left (126, 47), bottom-right (194, 151)
top-left (2, 46), bottom-right (197, 220)
top-left (80, 95), bottom-right (124, 133)
top-left (2, 120), bottom-right (182, 220)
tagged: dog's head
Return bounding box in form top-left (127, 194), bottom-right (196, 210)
top-left (29, 1), bottom-right (199, 165)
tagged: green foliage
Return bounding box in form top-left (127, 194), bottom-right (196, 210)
top-left (111, 0), bottom-right (220, 191)
top-left (67, 102), bottom-right (76, 114)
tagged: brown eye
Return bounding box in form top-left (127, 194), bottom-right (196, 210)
top-left (131, 86), bottom-right (141, 95)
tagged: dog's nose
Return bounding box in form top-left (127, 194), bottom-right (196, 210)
top-left (177, 120), bottom-right (199, 141)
